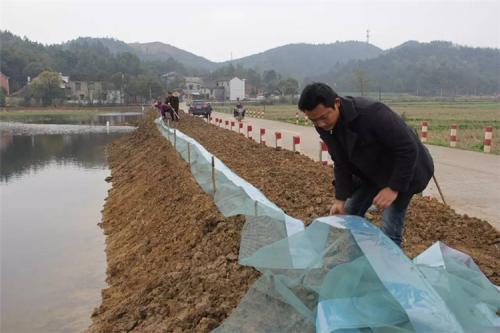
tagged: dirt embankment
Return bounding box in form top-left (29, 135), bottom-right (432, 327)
top-left (87, 113), bottom-right (499, 332)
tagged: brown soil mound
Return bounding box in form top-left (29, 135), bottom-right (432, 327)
top-left (87, 113), bottom-right (499, 332)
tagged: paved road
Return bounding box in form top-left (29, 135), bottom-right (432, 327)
top-left (201, 111), bottom-right (500, 230)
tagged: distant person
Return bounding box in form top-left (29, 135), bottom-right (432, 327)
top-left (233, 97), bottom-right (245, 121)
top-left (153, 99), bottom-right (164, 118)
top-left (163, 98), bottom-right (176, 121)
top-left (169, 91), bottom-right (180, 114)
top-left (298, 82), bottom-right (434, 247)
top-left (235, 97), bottom-right (243, 109)
top-left (167, 91), bottom-right (180, 121)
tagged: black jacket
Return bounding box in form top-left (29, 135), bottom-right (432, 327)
top-left (168, 96), bottom-right (180, 111)
top-left (317, 96), bottom-right (434, 201)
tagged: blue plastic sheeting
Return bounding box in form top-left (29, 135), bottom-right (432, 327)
top-left (155, 118), bottom-right (500, 333)
top-left (414, 242), bottom-right (500, 332)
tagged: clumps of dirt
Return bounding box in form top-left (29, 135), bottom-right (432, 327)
top-left (88, 113), bottom-right (499, 333)
top-left (402, 197), bottom-right (499, 279)
top-left (86, 115), bottom-right (259, 333)
top-left (176, 118), bottom-right (335, 223)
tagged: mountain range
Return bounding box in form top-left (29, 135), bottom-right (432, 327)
top-left (2, 30), bottom-right (499, 95)
top-left (77, 37), bottom-right (383, 80)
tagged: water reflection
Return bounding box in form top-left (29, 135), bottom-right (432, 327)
top-left (0, 119), bottom-right (133, 333)
top-left (1, 130), bottom-right (126, 182)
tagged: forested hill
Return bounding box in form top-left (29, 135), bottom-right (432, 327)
top-left (309, 41), bottom-right (500, 95)
top-left (0, 32), bottom-right (187, 93)
top-left (128, 42), bottom-right (217, 71)
top-left (227, 41), bottom-right (383, 81)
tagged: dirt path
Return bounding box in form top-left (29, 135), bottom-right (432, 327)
top-left (87, 113), bottom-right (499, 332)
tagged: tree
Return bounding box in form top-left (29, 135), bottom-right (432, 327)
top-left (30, 70), bottom-right (65, 106)
top-left (263, 70), bottom-right (278, 82)
top-left (279, 78), bottom-right (299, 96)
top-left (353, 68), bottom-right (369, 96)
top-left (0, 89), bottom-right (5, 107)
top-left (23, 62), bottom-right (47, 80)
top-left (245, 68), bottom-right (262, 91)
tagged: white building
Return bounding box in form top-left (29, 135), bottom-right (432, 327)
top-left (184, 77), bottom-right (203, 95)
top-left (229, 77), bottom-right (245, 101)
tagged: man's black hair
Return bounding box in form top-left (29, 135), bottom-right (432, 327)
top-left (298, 82), bottom-right (338, 112)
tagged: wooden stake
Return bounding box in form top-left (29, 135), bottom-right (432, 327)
top-left (173, 128), bottom-right (177, 148)
top-left (432, 174), bottom-right (447, 205)
top-left (187, 143), bottom-right (191, 164)
top-left (211, 156), bottom-right (216, 196)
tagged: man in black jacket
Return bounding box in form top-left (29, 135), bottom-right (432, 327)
top-left (298, 83), bottom-right (434, 247)
top-left (167, 91), bottom-right (180, 121)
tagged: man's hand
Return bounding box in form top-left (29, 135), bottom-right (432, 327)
top-left (373, 187), bottom-right (398, 209)
top-left (330, 200), bottom-right (346, 215)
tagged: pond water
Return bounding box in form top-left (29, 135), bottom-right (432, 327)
top-left (0, 113), bottom-right (138, 332)
top-left (0, 111), bottom-right (143, 125)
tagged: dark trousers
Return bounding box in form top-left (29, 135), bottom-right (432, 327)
top-left (169, 109), bottom-right (179, 121)
top-left (344, 180), bottom-right (413, 247)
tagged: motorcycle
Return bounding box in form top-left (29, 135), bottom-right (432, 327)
top-left (233, 106), bottom-right (246, 121)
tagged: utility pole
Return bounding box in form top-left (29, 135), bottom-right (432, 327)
top-left (121, 73), bottom-right (125, 105)
top-left (366, 29), bottom-right (370, 44)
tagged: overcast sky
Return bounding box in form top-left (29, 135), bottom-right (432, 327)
top-left (1, 0), bottom-right (499, 62)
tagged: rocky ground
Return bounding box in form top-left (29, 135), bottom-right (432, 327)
top-left (86, 112), bottom-right (499, 332)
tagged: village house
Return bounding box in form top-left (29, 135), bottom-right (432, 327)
top-left (0, 72), bottom-right (10, 95)
top-left (211, 77), bottom-right (246, 101)
top-left (66, 79), bottom-right (122, 104)
top-left (229, 77), bottom-right (245, 101)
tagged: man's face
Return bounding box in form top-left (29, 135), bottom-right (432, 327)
top-left (305, 100), bottom-right (340, 131)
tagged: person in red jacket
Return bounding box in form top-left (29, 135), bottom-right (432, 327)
top-left (298, 82), bottom-right (434, 247)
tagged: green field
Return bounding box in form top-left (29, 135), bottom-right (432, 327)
top-left (214, 99), bottom-right (500, 155)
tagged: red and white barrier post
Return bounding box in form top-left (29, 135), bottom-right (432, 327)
top-left (293, 136), bottom-right (301, 153)
top-left (450, 124), bottom-right (458, 147)
top-left (230, 121), bottom-right (235, 131)
top-left (238, 122), bottom-right (243, 134)
top-left (260, 128), bottom-right (266, 144)
top-left (275, 132), bottom-right (282, 150)
top-left (295, 111), bottom-right (299, 125)
top-left (484, 126), bottom-right (493, 153)
top-left (247, 124), bottom-right (253, 139)
top-left (319, 141), bottom-right (328, 166)
top-left (225, 120), bottom-right (229, 129)
top-left (421, 121), bottom-right (428, 142)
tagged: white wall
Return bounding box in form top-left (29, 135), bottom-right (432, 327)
top-left (229, 77), bottom-right (245, 101)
